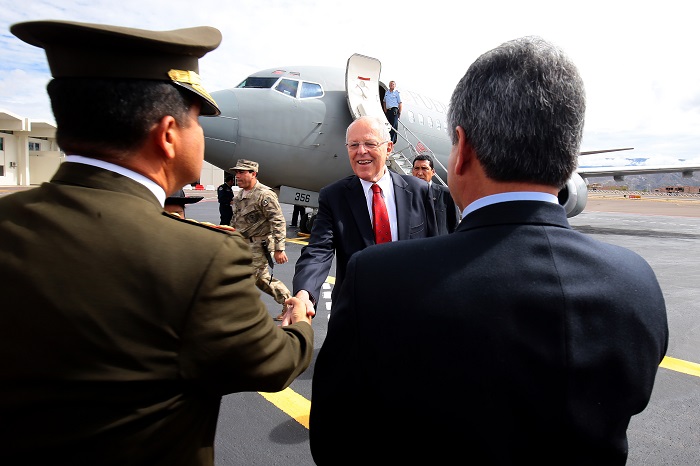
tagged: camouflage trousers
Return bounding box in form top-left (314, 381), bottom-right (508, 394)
top-left (250, 239), bottom-right (291, 306)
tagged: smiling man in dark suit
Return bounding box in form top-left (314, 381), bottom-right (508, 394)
top-left (0, 20), bottom-right (313, 466)
top-left (412, 153), bottom-right (460, 234)
top-left (309, 37), bottom-right (668, 465)
top-left (291, 115), bottom-right (437, 315)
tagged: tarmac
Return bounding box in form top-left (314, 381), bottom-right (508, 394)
top-left (2, 185), bottom-right (699, 464)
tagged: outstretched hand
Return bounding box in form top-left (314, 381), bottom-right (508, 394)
top-left (280, 295), bottom-right (315, 326)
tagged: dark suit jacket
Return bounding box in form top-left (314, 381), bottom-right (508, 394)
top-left (309, 200), bottom-right (668, 465)
top-left (293, 170), bottom-right (437, 303)
top-left (0, 162), bottom-right (313, 466)
top-left (430, 182), bottom-right (460, 234)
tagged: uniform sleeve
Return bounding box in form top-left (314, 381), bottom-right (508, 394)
top-left (178, 233), bottom-right (313, 394)
top-left (261, 191), bottom-right (287, 251)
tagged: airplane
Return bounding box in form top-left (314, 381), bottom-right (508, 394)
top-left (200, 53), bottom-right (700, 231)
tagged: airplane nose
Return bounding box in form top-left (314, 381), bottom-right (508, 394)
top-left (200, 89), bottom-right (240, 171)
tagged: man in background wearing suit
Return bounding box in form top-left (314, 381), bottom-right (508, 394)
top-left (412, 154), bottom-right (460, 234)
top-left (309, 36), bottom-right (668, 465)
top-left (291, 115), bottom-right (437, 317)
top-left (0, 20), bottom-right (313, 466)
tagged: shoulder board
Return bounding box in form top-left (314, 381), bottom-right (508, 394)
top-left (162, 211), bottom-right (237, 234)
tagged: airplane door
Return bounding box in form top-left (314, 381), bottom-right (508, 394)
top-left (346, 54), bottom-right (386, 121)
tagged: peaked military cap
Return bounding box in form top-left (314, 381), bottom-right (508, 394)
top-left (165, 189), bottom-right (204, 206)
top-left (231, 159), bottom-right (259, 172)
top-left (10, 20), bottom-right (222, 116)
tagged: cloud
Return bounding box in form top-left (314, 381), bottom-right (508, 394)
top-left (1, 0), bottom-right (699, 167)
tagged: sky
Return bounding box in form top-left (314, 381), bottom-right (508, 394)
top-left (1, 0), bottom-right (699, 168)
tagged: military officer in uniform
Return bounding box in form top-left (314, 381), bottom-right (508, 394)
top-left (217, 173), bottom-right (235, 225)
top-left (231, 159), bottom-right (292, 321)
top-left (0, 19), bottom-right (314, 466)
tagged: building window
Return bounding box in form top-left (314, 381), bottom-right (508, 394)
top-left (29, 142), bottom-right (41, 151)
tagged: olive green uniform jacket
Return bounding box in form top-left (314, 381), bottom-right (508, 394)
top-left (0, 162), bottom-right (314, 466)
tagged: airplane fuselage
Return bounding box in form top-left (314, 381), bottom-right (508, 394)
top-left (200, 57), bottom-right (699, 219)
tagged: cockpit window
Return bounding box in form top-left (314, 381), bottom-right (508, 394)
top-left (236, 77), bottom-right (279, 89)
top-left (236, 76), bottom-right (324, 100)
top-left (275, 79), bottom-right (299, 97)
top-left (300, 82), bottom-right (324, 98)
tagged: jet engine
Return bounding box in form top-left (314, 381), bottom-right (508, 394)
top-left (557, 172), bottom-right (588, 218)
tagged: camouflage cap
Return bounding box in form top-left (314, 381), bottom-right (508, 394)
top-left (231, 159), bottom-right (259, 172)
top-left (10, 20), bottom-right (222, 116)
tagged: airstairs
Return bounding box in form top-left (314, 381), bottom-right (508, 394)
top-left (386, 119), bottom-right (448, 188)
top-left (345, 52), bottom-right (447, 188)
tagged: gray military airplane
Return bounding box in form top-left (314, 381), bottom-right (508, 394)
top-left (200, 53), bottom-right (700, 230)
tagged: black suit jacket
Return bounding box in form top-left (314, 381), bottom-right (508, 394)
top-left (309, 200), bottom-right (668, 465)
top-left (293, 170), bottom-right (437, 303)
top-left (430, 182), bottom-right (460, 234)
top-left (0, 162), bottom-right (313, 466)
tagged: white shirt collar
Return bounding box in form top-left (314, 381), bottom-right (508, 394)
top-left (462, 192), bottom-right (559, 218)
top-left (65, 155), bottom-right (166, 206)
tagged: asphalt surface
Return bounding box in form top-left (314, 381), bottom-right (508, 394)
top-left (180, 191), bottom-right (699, 466)
top-left (2, 186), bottom-right (698, 464)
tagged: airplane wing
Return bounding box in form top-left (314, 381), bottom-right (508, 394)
top-left (579, 147), bottom-right (634, 155)
top-left (577, 165), bottom-right (700, 179)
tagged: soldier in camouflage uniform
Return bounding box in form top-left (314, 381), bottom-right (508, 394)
top-left (231, 159), bottom-right (292, 321)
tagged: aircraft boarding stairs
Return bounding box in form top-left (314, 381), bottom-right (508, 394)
top-left (387, 120), bottom-right (448, 188)
top-left (343, 53), bottom-right (447, 188)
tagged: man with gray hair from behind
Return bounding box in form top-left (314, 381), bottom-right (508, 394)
top-left (309, 36), bottom-right (668, 465)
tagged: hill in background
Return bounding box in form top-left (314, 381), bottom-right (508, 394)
top-left (586, 172), bottom-right (700, 191)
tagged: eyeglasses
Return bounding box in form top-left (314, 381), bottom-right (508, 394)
top-left (345, 141), bottom-right (388, 150)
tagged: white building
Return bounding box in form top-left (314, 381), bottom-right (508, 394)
top-left (0, 108), bottom-right (225, 189)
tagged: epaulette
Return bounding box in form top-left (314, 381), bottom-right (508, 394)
top-left (162, 211), bottom-right (237, 234)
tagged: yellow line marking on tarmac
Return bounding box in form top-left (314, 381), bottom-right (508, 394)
top-left (660, 356), bottom-right (700, 377)
top-left (259, 356), bottom-right (700, 431)
top-left (259, 388), bottom-right (311, 428)
top-left (278, 237), bottom-right (700, 417)
top-left (286, 238), bottom-right (309, 245)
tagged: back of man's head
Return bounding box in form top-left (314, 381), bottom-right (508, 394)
top-left (48, 79), bottom-right (192, 156)
top-left (447, 36), bottom-right (585, 188)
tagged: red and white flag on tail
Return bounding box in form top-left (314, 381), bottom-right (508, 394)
top-left (416, 141), bottom-right (429, 154)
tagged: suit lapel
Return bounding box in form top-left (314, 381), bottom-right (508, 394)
top-left (344, 176), bottom-right (375, 247)
top-left (430, 184), bottom-right (440, 206)
top-left (391, 172), bottom-right (412, 240)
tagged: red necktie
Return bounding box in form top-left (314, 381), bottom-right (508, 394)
top-left (371, 183), bottom-right (392, 244)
